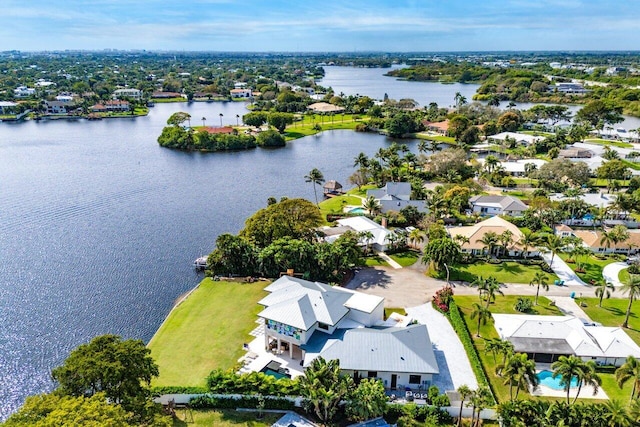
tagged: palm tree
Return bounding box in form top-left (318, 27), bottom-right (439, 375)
top-left (467, 386), bottom-right (491, 427)
top-left (219, 113), bottom-right (224, 126)
top-left (418, 140), bottom-right (428, 154)
top-left (470, 303), bottom-right (492, 337)
top-left (616, 355), bottom-right (640, 401)
top-left (476, 231), bottom-right (499, 257)
top-left (453, 234), bottom-right (470, 249)
top-left (456, 384), bottom-right (473, 426)
top-left (600, 230), bottom-right (616, 253)
top-left (236, 114), bottom-right (240, 126)
top-left (572, 360), bottom-right (601, 404)
top-left (304, 168), bottom-right (325, 206)
top-left (544, 234), bottom-right (565, 267)
top-left (498, 352), bottom-right (539, 400)
top-left (529, 271), bottom-right (549, 305)
top-left (485, 338), bottom-right (503, 364)
top-left (484, 155), bottom-right (500, 174)
top-left (362, 196), bottom-right (380, 217)
top-left (602, 400), bottom-right (632, 427)
top-left (621, 275), bottom-right (640, 328)
top-left (359, 231), bottom-right (375, 255)
top-left (353, 152), bottom-right (369, 170)
top-left (483, 276), bottom-right (504, 309)
top-left (201, 116), bottom-right (206, 127)
top-left (408, 228), bottom-right (425, 249)
top-left (499, 230), bottom-right (513, 257)
top-left (551, 355), bottom-right (585, 404)
top-left (594, 280), bottom-right (615, 307)
top-left (520, 230), bottom-right (538, 260)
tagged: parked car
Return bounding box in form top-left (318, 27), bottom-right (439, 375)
top-left (626, 256), bottom-right (639, 265)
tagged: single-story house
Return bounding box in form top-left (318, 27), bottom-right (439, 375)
top-left (321, 216), bottom-right (396, 252)
top-left (302, 324), bottom-right (439, 390)
top-left (496, 159), bottom-right (548, 177)
top-left (571, 229), bottom-right (640, 255)
top-left (0, 101), bottom-right (18, 115)
top-left (421, 120), bottom-right (449, 135)
top-left (446, 216), bottom-right (538, 257)
top-left (113, 88), bottom-right (142, 100)
top-left (230, 88), bottom-right (252, 98)
top-left (550, 192), bottom-right (617, 210)
top-left (151, 91), bottom-right (183, 99)
top-left (486, 132), bottom-right (543, 146)
top-left (258, 275), bottom-right (384, 359)
top-left (366, 182), bottom-right (427, 214)
top-left (494, 314), bottom-right (640, 366)
top-left (558, 147), bottom-right (593, 159)
top-left (90, 104), bottom-right (108, 113)
top-left (469, 195), bottom-right (528, 217)
top-left (104, 100), bottom-right (130, 112)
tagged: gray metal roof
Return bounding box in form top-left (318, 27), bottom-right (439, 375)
top-left (305, 325), bottom-right (439, 374)
top-left (469, 195), bottom-right (528, 212)
top-left (509, 337), bottom-right (574, 355)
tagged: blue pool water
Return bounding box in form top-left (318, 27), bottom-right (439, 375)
top-left (537, 370), bottom-right (578, 390)
top-left (349, 207), bottom-right (366, 214)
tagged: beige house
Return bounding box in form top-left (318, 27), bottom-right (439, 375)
top-left (447, 216), bottom-right (539, 257)
top-left (571, 229), bottom-right (640, 254)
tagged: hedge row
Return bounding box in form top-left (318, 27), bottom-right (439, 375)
top-left (385, 403), bottom-right (452, 425)
top-left (190, 394), bottom-right (297, 411)
top-left (447, 301), bottom-right (496, 405)
top-left (206, 369), bottom-right (301, 397)
top-left (151, 386), bottom-right (208, 395)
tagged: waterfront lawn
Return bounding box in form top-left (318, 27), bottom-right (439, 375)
top-left (579, 297), bottom-right (640, 346)
top-left (284, 114), bottom-right (364, 140)
top-left (148, 279), bottom-right (267, 387)
top-left (171, 409), bottom-right (280, 427)
top-left (454, 295), bottom-right (562, 403)
top-left (389, 250), bottom-right (420, 267)
top-left (414, 133), bottom-right (457, 144)
top-left (447, 261), bottom-right (557, 284)
top-left (318, 194), bottom-right (363, 216)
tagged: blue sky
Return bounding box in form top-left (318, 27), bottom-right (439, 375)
top-left (2, 0), bottom-right (639, 52)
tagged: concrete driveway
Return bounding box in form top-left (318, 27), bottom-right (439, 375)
top-left (603, 262), bottom-right (628, 287)
top-left (541, 252), bottom-right (588, 287)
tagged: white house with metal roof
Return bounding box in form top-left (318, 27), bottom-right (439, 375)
top-left (366, 182), bottom-right (427, 213)
top-left (326, 216), bottom-right (397, 252)
top-left (494, 314), bottom-right (640, 366)
top-left (302, 325), bottom-right (439, 390)
top-left (469, 195), bottom-right (528, 217)
top-left (258, 276), bottom-right (384, 359)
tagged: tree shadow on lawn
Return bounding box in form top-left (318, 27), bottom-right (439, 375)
top-left (494, 262), bottom-right (526, 275)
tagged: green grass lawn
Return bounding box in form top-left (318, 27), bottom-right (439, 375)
top-left (172, 409), bottom-right (280, 427)
top-left (620, 268), bottom-right (630, 284)
top-left (579, 297), bottom-right (640, 346)
top-left (559, 253), bottom-right (620, 284)
top-left (447, 261), bottom-right (557, 284)
top-left (284, 115), bottom-right (363, 141)
top-left (148, 279), bottom-right (267, 387)
top-left (584, 138), bottom-right (634, 149)
top-left (384, 308), bottom-right (408, 319)
top-left (454, 295), bottom-right (562, 403)
top-left (413, 133), bottom-right (457, 144)
top-left (318, 194), bottom-right (363, 216)
top-left (389, 250), bottom-right (420, 267)
top-left (599, 371), bottom-right (635, 402)
top-left (365, 254), bottom-right (388, 267)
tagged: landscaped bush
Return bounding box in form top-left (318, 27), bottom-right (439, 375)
top-left (498, 400), bottom-right (626, 427)
top-left (151, 386), bottom-right (208, 395)
top-left (206, 369), bottom-right (301, 397)
top-left (629, 264), bottom-right (640, 274)
top-left (514, 297), bottom-right (534, 313)
top-left (447, 301), bottom-right (496, 405)
top-left (432, 286), bottom-right (454, 313)
top-left (385, 403), bottom-right (452, 425)
top-left (189, 394), bottom-right (296, 411)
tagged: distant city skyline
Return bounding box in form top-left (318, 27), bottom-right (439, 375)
top-left (2, 0), bottom-right (639, 52)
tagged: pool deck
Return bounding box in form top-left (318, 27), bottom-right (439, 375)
top-left (530, 364), bottom-right (609, 400)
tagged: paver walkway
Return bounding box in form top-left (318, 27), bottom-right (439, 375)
top-left (541, 252), bottom-right (588, 287)
top-left (406, 303), bottom-right (478, 392)
top-left (376, 251), bottom-right (402, 269)
top-left (603, 262), bottom-right (628, 287)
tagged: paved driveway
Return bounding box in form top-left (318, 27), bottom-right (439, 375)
top-left (541, 252), bottom-right (588, 287)
top-left (603, 262), bottom-right (628, 287)
top-left (406, 303), bottom-right (478, 392)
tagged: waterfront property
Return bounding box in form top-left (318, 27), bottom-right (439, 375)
top-left (366, 182), bottom-right (427, 213)
top-left (486, 131), bottom-right (543, 146)
top-left (324, 216), bottom-right (398, 252)
top-left (493, 314), bottom-right (640, 366)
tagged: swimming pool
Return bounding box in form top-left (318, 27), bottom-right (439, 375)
top-left (349, 207), bottom-right (366, 215)
top-left (537, 370), bottom-right (578, 390)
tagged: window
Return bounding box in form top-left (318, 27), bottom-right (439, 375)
top-left (318, 323), bottom-right (329, 330)
top-left (409, 375), bottom-right (421, 384)
top-left (367, 371), bottom-right (378, 378)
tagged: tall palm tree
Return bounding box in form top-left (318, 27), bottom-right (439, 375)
top-left (219, 113), bottom-right (224, 126)
top-left (483, 276), bottom-right (504, 309)
top-left (454, 234), bottom-right (470, 249)
top-left (520, 230), bottom-right (538, 260)
top-left (417, 140), bottom-right (428, 154)
top-left (236, 114), bottom-right (240, 126)
top-left (362, 195), bottom-right (380, 217)
top-left (456, 384), bottom-right (473, 426)
top-left (353, 152), bottom-right (369, 170)
top-left (498, 352), bottom-right (539, 400)
top-left (551, 355), bottom-right (585, 404)
top-left (201, 116), bottom-right (206, 127)
top-left (621, 275), bottom-right (640, 328)
top-left (594, 280), bottom-right (615, 307)
top-left (499, 230), bottom-right (513, 257)
top-left (616, 355), bottom-right (640, 401)
top-left (359, 231), bottom-right (375, 255)
top-left (572, 360), bottom-right (601, 404)
top-left (529, 271), bottom-right (549, 305)
top-left (304, 168), bottom-right (325, 206)
top-left (467, 386), bottom-right (491, 427)
top-left (600, 230), bottom-right (616, 253)
top-left (470, 303), bottom-right (492, 337)
top-left (544, 234), bottom-right (565, 267)
top-left (476, 231), bottom-right (499, 257)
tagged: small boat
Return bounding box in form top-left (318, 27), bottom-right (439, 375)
top-left (193, 256), bottom-right (208, 269)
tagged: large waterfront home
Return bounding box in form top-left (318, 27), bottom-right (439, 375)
top-left (256, 276), bottom-right (439, 389)
top-left (469, 195), bottom-right (528, 217)
top-left (366, 182), bottom-right (427, 214)
top-left (322, 216), bottom-right (397, 252)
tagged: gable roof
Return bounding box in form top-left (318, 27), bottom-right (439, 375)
top-left (258, 276), bottom-right (382, 330)
top-left (335, 216), bottom-right (395, 247)
top-left (447, 216), bottom-right (525, 250)
top-left (572, 230), bottom-right (640, 250)
top-left (367, 182), bottom-right (412, 201)
top-left (469, 195), bottom-right (528, 212)
top-left (303, 325), bottom-right (439, 374)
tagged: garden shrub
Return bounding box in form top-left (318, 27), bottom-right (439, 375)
top-left (206, 369), bottom-right (300, 396)
top-left (189, 394), bottom-right (296, 411)
top-left (514, 297), bottom-right (534, 313)
top-left (432, 286), bottom-right (454, 313)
